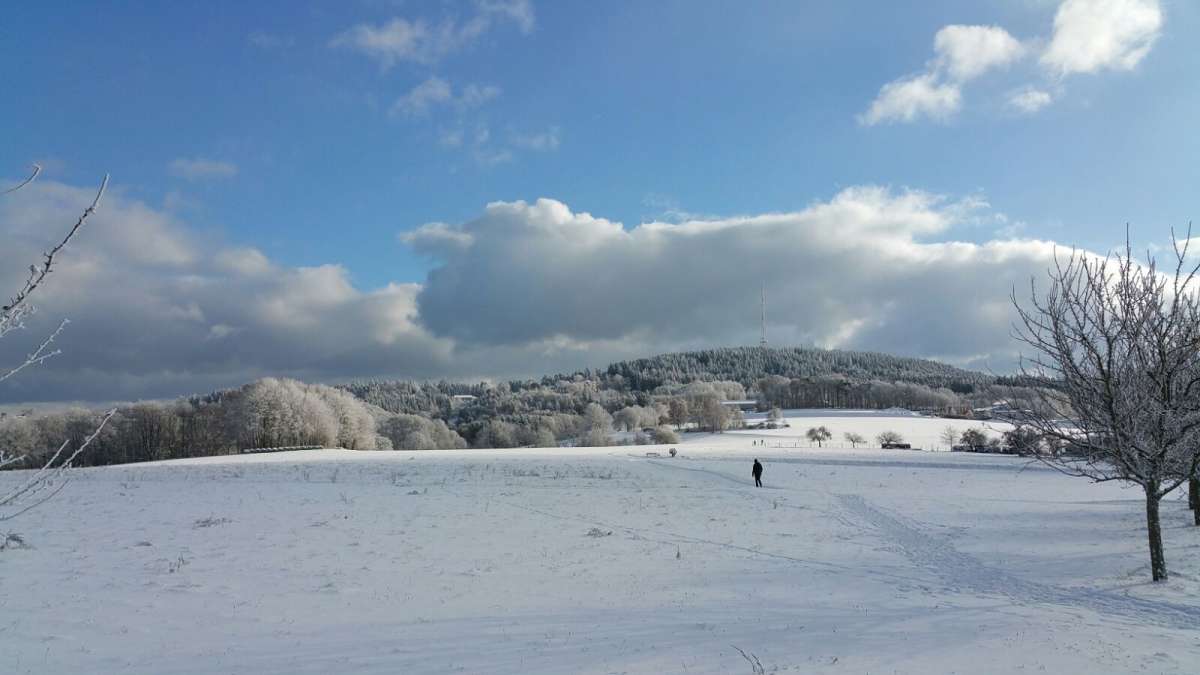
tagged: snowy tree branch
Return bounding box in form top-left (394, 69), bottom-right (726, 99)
top-left (1, 173), bottom-right (107, 324)
top-left (0, 318), bottom-right (67, 383)
top-left (0, 409), bottom-right (116, 522)
top-left (0, 163), bottom-right (41, 196)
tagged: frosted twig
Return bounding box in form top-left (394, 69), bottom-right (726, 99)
top-left (0, 409), bottom-right (117, 522)
top-left (1, 173), bottom-right (108, 324)
top-left (0, 318), bottom-right (68, 383)
top-left (0, 163), bottom-right (41, 195)
top-left (731, 645), bottom-right (765, 675)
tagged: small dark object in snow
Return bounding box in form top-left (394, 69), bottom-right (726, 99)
top-left (193, 516), bottom-right (232, 529)
top-left (669, 448), bottom-right (677, 457)
top-left (133, 541), bottom-right (153, 547)
top-left (407, 489), bottom-right (421, 495)
top-left (586, 527), bottom-right (612, 537)
top-left (2, 532), bottom-right (28, 550)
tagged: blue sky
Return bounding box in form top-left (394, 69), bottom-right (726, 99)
top-left (2, 0), bottom-right (1198, 401)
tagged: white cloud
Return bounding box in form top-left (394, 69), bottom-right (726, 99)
top-left (406, 188), bottom-right (1064, 375)
top-left (934, 25), bottom-right (1026, 82)
top-left (400, 222), bottom-right (475, 254)
top-left (330, 18), bottom-right (434, 68)
top-left (0, 180), bottom-right (453, 402)
top-left (862, 1), bottom-right (1165, 124)
top-left (390, 77), bottom-right (500, 117)
top-left (862, 24), bottom-right (1024, 126)
top-left (1041, 0), bottom-right (1162, 76)
top-left (215, 247), bottom-right (274, 277)
top-left (472, 147), bottom-right (514, 167)
top-left (480, 0), bottom-right (536, 34)
top-left (860, 74), bottom-right (962, 126)
top-left (391, 77), bottom-right (454, 117)
top-left (168, 158), bottom-right (238, 181)
top-left (511, 126), bottom-right (561, 151)
top-left (0, 178), bottom-right (1113, 403)
top-left (331, 1), bottom-right (535, 68)
top-left (1008, 87), bottom-right (1055, 113)
top-left (458, 83), bottom-right (502, 108)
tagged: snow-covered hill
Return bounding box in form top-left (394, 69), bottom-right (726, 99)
top-left (3, 413), bottom-right (1198, 673)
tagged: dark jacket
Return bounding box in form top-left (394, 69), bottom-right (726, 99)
top-left (752, 460), bottom-right (763, 477)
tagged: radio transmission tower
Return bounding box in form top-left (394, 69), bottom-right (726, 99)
top-left (759, 283), bottom-right (768, 348)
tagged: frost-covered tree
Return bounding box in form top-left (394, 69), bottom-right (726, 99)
top-left (612, 406), bottom-right (640, 432)
top-left (694, 394), bottom-right (730, 432)
top-left (473, 419), bottom-right (519, 448)
top-left (876, 430), bottom-right (903, 446)
top-left (843, 432), bottom-right (865, 448)
top-left (960, 428), bottom-right (988, 449)
top-left (527, 427), bottom-right (556, 448)
top-left (1013, 235), bottom-right (1200, 581)
top-left (651, 426), bottom-right (679, 444)
top-left (0, 415), bottom-right (38, 462)
top-left (613, 405), bottom-right (660, 432)
top-left (668, 398), bottom-right (689, 430)
top-left (380, 413), bottom-right (466, 450)
top-left (2, 167), bottom-right (115, 526)
top-left (1002, 426), bottom-right (1042, 456)
top-left (939, 426), bottom-right (959, 450)
top-left (312, 384), bottom-right (377, 449)
top-left (806, 426), bottom-right (832, 447)
top-left (228, 378), bottom-right (341, 448)
top-left (579, 402), bottom-right (613, 447)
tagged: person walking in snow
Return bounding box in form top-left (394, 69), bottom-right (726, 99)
top-left (752, 458), bottom-right (763, 487)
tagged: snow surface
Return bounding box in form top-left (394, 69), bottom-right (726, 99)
top-left (3, 410), bottom-right (1200, 674)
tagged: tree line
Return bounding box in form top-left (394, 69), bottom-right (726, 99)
top-left (3, 346), bottom-right (1051, 469)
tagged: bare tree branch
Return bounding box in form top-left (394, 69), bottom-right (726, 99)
top-left (1, 173), bottom-right (108, 323)
top-left (0, 163), bottom-right (41, 195)
top-left (1, 170), bottom-right (111, 529)
top-left (0, 409), bottom-right (117, 522)
top-left (0, 318), bottom-right (67, 383)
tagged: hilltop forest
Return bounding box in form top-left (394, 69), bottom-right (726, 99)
top-left (1, 346), bottom-right (1045, 467)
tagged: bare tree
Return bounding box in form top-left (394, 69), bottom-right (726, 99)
top-left (939, 425), bottom-right (959, 450)
top-left (1012, 234), bottom-right (1200, 581)
top-left (806, 425), bottom-right (832, 447)
top-left (843, 431), bottom-right (865, 448)
top-left (960, 428), bottom-right (988, 450)
top-left (1, 166), bottom-right (115, 526)
top-left (1002, 426), bottom-right (1042, 456)
top-left (767, 407), bottom-right (783, 426)
top-left (876, 430), bottom-right (903, 446)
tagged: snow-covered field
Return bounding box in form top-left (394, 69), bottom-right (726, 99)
top-left (694, 408), bottom-right (1016, 451)
top-left (3, 411), bottom-right (1200, 674)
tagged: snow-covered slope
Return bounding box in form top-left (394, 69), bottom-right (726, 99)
top-left (3, 415), bottom-right (1198, 674)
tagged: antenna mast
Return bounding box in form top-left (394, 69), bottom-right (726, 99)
top-left (759, 283), bottom-right (768, 348)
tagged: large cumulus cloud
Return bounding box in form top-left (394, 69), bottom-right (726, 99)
top-left (3, 178), bottom-right (1074, 404)
top-left (408, 188), bottom-right (1061, 370)
top-left (0, 180), bottom-right (452, 402)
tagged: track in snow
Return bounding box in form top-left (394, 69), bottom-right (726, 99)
top-left (836, 494), bottom-right (1200, 630)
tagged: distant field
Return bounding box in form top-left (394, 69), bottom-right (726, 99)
top-left (681, 408), bottom-right (1016, 451)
